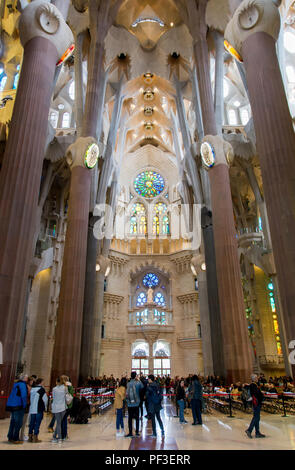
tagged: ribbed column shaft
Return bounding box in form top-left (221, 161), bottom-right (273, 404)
top-left (243, 32), bottom-right (295, 377)
top-left (0, 37), bottom-right (58, 414)
top-left (209, 164), bottom-right (253, 383)
top-left (194, 37), bottom-right (252, 382)
top-left (51, 167), bottom-right (92, 386)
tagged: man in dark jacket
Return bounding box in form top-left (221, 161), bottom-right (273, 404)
top-left (188, 375), bottom-right (203, 425)
top-left (146, 374), bottom-right (164, 437)
top-left (245, 374), bottom-right (265, 439)
top-left (125, 372), bottom-right (143, 437)
top-left (6, 374), bottom-right (28, 444)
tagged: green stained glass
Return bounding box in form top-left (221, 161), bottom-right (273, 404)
top-left (134, 171), bottom-right (164, 198)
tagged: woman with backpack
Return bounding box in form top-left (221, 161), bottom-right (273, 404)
top-left (50, 377), bottom-right (68, 443)
top-left (28, 378), bottom-right (48, 443)
top-left (146, 374), bottom-right (165, 438)
top-left (60, 375), bottom-right (74, 441)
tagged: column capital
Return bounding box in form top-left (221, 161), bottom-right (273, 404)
top-left (225, 0), bottom-right (281, 57)
top-left (96, 254), bottom-right (111, 277)
top-left (19, 0), bottom-right (74, 59)
top-left (200, 135), bottom-right (234, 169)
top-left (66, 136), bottom-right (103, 170)
top-left (191, 254), bottom-right (206, 276)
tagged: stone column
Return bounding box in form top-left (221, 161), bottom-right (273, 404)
top-left (51, 137), bottom-right (99, 387)
top-left (201, 135), bottom-right (253, 383)
top-left (176, 0), bottom-right (253, 382)
top-left (74, 31), bottom-right (85, 137)
top-left (51, 0), bottom-right (71, 19)
top-left (80, 81), bottom-right (123, 382)
top-left (191, 255), bottom-right (214, 375)
top-left (212, 30), bottom-right (224, 135)
top-left (225, 0), bottom-right (295, 377)
top-left (0, 1), bottom-right (73, 416)
top-left (200, 209), bottom-right (225, 376)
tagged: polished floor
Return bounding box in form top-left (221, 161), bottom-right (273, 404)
top-left (1, 400), bottom-right (295, 450)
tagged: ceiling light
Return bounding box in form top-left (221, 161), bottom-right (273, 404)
top-left (131, 17), bottom-right (165, 28)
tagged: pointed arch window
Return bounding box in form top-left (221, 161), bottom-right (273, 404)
top-left (62, 112), bottom-right (70, 128)
top-left (152, 203), bottom-right (169, 235)
top-left (0, 75), bottom-right (7, 91)
top-left (130, 203), bottom-right (147, 235)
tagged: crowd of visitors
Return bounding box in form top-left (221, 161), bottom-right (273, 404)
top-left (4, 371), bottom-right (295, 444)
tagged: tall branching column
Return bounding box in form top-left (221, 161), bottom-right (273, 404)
top-left (226, 0), bottom-right (295, 377)
top-left (51, 0), bottom-right (123, 386)
top-left (178, 0), bottom-right (252, 382)
top-left (80, 79), bottom-right (124, 381)
top-left (0, 1), bottom-right (73, 416)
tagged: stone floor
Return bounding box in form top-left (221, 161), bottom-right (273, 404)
top-left (0, 400), bottom-right (295, 451)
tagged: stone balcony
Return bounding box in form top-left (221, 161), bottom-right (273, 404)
top-left (127, 307), bottom-right (174, 338)
top-left (258, 354), bottom-right (285, 370)
top-left (237, 229), bottom-right (265, 249)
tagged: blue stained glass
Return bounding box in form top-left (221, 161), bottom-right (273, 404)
top-left (137, 292), bottom-right (147, 306)
top-left (143, 273), bottom-right (159, 288)
top-left (154, 292), bottom-right (166, 307)
top-left (13, 73), bottom-right (19, 89)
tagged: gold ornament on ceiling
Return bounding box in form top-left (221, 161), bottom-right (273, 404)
top-left (144, 106), bottom-right (154, 116)
top-left (143, 72), bottom-right (154, 85)
top-left (144, 121), bottom-right (154, 130)
top-left (143, 88), bottom-right (155, 101)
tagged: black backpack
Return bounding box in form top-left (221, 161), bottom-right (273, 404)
top-left (150, 384), bottom-right (162, 405)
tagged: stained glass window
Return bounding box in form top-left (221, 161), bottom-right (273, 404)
top-left (137, 292), bottom-right (147, 306)
top-left (154, 310), bottom-right (167, 325)
top-left (134, 171), bottom-right (164, 199)
top-left (0, 75), bottom-right (7, 91)
top-left (267, 279), bottom-right (282, 355)
top-left (154, 292), bottom-right (166, 307)
top-left (152, 203), bottom-right (169, 235)
top-left (13, 73), bottom-right (19, 90)
top-left (136, 310), bottom-right (148, 325)
top-left (130, 203), bottom-right (147, 235)
top-left (143, 273), bottom-right (159, 288)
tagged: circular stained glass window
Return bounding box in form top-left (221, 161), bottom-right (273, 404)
top-left (143, 273), bottom-right (159, 288)
top-left (134, 171), bottom-right (165, 199)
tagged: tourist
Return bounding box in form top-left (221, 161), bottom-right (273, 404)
top-left (114, 377), bottom-right (127, 436)
top-left (28, 378), bottom-right (48, 443)
top-left (60, 375), bottom-right (74, 440)
top-left (245, 374), bottom-right (266, 439)
top-left (75, 397), bottom-right (92, 424)
top-left (51, 377), bottom-right (67, 443)
top-left (6, 373), bottom-right (28, 444)
top-left (188, 375), bottom-right (203, 425)
top-left (176, 379), bottom-right (188, 424)
top-left (139, 375), bottom-right (147, 419)
top-left (19, 375), bottom-right (34, 442)
top-left (146, 374), bottom-right (164, 438)
top-left (125, 372), bottom-right (143, 438)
